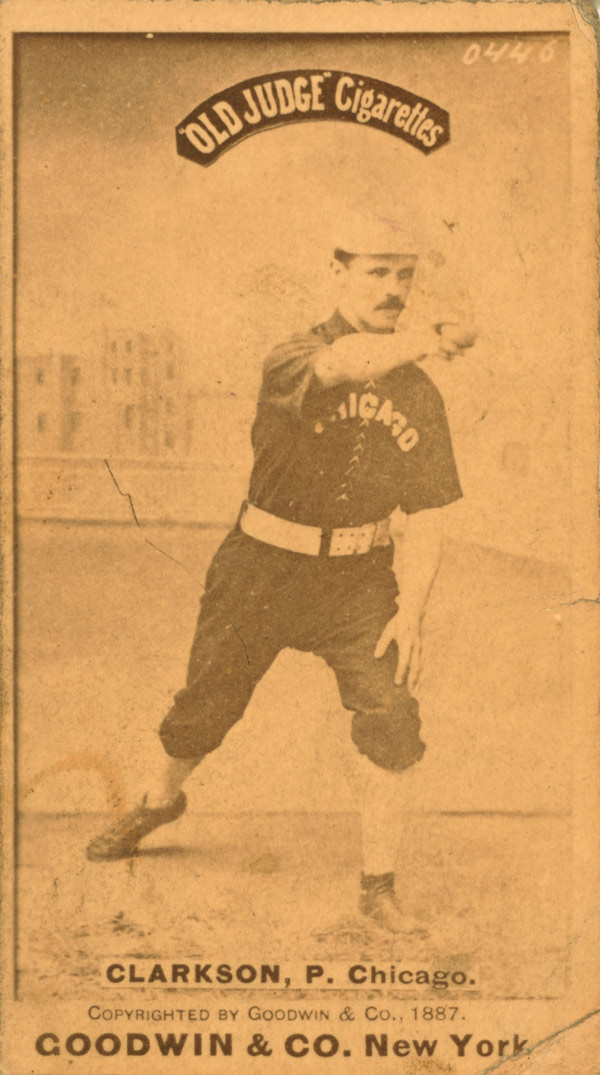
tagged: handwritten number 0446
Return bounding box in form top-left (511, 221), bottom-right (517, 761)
top-left (463, 40), bottom-right (557, 64)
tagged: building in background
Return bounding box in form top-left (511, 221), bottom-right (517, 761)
top-left (18, 329), bottom-right (198, 461)
top-left (100, 330), bottom-right (197, 460)
top-left (18, 351), bottom-right (102, 456)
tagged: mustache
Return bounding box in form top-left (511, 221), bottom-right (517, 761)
top-left (375, 297), bottom-right (404, 311)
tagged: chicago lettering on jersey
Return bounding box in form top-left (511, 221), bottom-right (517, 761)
top-left (313, 390), bottom-right (420, 453)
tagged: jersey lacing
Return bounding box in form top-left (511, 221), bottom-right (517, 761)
top-left (334, 378), bottom-right (376, 508)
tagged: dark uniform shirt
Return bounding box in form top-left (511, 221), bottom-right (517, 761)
top-left (248, 310), bottom-right (462, 529)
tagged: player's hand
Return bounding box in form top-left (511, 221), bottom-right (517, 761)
top-left (374, 610), bottom-right (422, 692)
top-left (436, 320), bottom-right (479, 359)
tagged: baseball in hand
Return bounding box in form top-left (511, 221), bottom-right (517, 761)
top-left (438, 321), bottom-right (479, 350)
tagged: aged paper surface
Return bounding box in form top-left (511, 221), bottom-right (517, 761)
top-left (1, 1), bottom-right (599, 1073)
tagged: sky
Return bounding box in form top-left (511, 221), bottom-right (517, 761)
top-left (13, 30), bottom-right (578, 562)
top-left (16, 32), bottom-right (570, 399)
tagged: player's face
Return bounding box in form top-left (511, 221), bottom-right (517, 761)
top-left (333, 254), bottom-right (418, 334)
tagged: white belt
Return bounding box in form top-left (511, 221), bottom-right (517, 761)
top-left (240, 502), bottom-right (391, 557)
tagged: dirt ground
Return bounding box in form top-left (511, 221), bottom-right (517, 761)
top-left (14, 521), bottom-right (574, 1003)
top-left (19, 811), bottom-right (569, 1002)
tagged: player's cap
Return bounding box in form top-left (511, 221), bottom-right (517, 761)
top-left (332, 210), bottom-right (426, 258)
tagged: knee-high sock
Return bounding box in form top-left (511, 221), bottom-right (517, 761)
top-left (350, 755), bottom-right (421, 876)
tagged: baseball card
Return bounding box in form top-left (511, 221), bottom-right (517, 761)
top-left (1, 0), bottom-right (599, 1072)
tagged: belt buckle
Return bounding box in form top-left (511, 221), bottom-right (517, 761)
top-left (329, 523), bottom-right (376, 556)
top-left (329, 527), bottom-right (356, 556)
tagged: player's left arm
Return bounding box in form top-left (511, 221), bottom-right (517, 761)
top-left (374, 507), bottom-right (444, 691)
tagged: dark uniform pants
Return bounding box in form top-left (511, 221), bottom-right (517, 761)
top-left (159, 528), bottom-right (426, 772)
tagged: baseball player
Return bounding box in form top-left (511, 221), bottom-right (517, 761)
top-left (87, 214), bottom-right (474, 934)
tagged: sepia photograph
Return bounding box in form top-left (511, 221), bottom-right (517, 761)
top-left (1, 3), bottom-right (599, 1072)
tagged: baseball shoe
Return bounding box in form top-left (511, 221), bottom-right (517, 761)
top-left (359, 872), bottom-right (428, 936)
top-left (86, 792), bottom-right (187, 862)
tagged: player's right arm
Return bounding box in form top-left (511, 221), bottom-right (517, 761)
top-left (314, 321), bottom-right (475, 387)
top-left (260, 322), bottom-right (478, 412)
